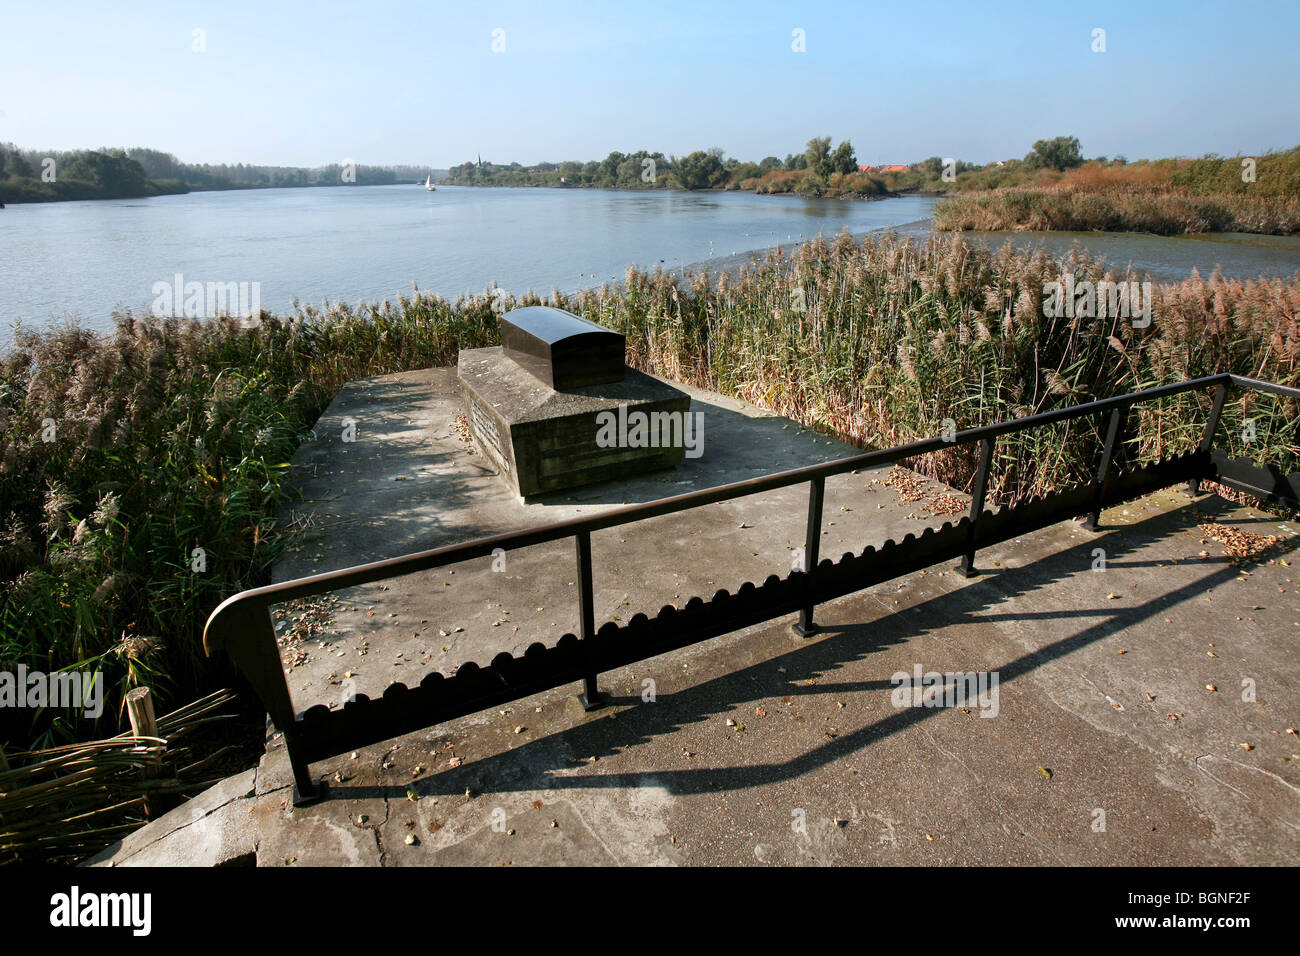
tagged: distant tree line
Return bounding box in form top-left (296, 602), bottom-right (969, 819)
top-left (0, 145), bottom-right (185, 202)
top-left (445, 137), bottom-right (875, 195)
top-left (0, 143), bottom-right (444, 204)
top-left (6, 134), bottom-right (1282, 206)
top-left (443, 135), bottom-right (1148, 199)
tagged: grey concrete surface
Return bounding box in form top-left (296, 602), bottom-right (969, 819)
top-left (86, 368), bottom-right (1300, 866)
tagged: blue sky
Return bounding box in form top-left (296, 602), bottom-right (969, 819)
top-left (2, 0), bottom-right (1296, 168)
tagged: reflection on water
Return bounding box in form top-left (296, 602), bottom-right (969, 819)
top-left (2, 184), bottom-right (1297, 339)
top-left (0, 185), bottom-right (938, 335)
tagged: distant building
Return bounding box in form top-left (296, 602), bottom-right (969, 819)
top-left (859, 164), bottom-right (909, 173)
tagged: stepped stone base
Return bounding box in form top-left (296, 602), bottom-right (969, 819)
top-left (458, 346), bottom-right (692, 499)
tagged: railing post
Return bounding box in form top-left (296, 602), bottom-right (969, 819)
top-left (792, 475), bottom-right (825, 637)
top-left (206, 600), bottom-right (319, 805)
top-left (575, 530), bottom-right (604, 710)
top-left (1084, 403), bottom-right (1130, 532)
top-left (1188, 381), bottom-right (1229, 495)
top-left (956, 437), bottom-right (996, 578)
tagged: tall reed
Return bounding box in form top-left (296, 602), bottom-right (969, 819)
top-left (2, 236), bottom-right (1296, 752)
top-left (934, 184), bottom-right (1300, 235)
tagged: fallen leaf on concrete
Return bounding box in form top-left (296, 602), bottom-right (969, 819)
top-left (1036, 766), bottom-right (1053, 780)
top-left (1198, 522), bottom-right (1282, 562)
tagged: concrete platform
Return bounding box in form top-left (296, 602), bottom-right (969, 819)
top-left (264, 365), bottom-right (878, 717)
top-left (85, 368), bottom-right (1300, 866)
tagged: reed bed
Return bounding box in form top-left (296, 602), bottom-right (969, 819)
top-left (933, 184), bottom-right (1300, 235)
top-left (2, 234), bottom-right (1297, 760)
top-left (0, 689), bottom-right (237, 864)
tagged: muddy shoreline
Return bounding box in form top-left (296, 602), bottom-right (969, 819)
top-left (641, 217), bottom-right (935, 286)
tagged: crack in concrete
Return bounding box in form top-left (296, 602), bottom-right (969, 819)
top-left (559, 796), bottom-right (623, 865)
top-left (374, 797), bottom-right (393, 864)
top-left (918, 722), bottom-right (1066, 864)
top-left (109, 776), bottom-right (258, 864)
top-left (1195, 753), bottom-right (1300, 831)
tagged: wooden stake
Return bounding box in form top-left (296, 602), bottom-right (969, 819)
top-left (125, 687), bottom-right (160, 818)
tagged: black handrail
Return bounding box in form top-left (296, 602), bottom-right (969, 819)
top-left (203, 372), bottom-right (1299, 803)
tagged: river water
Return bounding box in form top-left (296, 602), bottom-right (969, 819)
top-left (2, 185), bottom-right (1297, 339)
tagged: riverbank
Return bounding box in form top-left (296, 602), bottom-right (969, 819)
top-left (0, 177), bottom-right (189, 204)
top-left (660, 218), bottom-right (1300, 287)
top-left (0, 178), bottom-right (419, 205)
top-left (935, 184), bottom-right (1300, 236)
top-left (446, 176), bottom-right (902, 202)
top-left (657, 218), bottom-right (932, 285)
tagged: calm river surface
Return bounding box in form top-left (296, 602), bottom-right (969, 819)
top-left (3, 185), bottom-right (1298, 339)
top-left (1, 185), bottom-right (937, 336)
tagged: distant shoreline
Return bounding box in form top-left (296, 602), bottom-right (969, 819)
top-left (653, 217), bottom-right (936, 285)
top-left (440, 179), bottom-right (935, 204)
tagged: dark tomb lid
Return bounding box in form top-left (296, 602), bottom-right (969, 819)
top-left (501, 306), bottom-right (625, 391)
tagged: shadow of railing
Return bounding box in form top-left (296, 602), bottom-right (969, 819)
top-left (203, 373), bottom-right (1300, 803)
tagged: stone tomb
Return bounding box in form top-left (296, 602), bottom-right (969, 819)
top-left (457, 306), bottom-right (692, 499)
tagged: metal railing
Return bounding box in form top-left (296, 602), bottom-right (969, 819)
top-left (204, 373), bottom-right (1299, 803)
